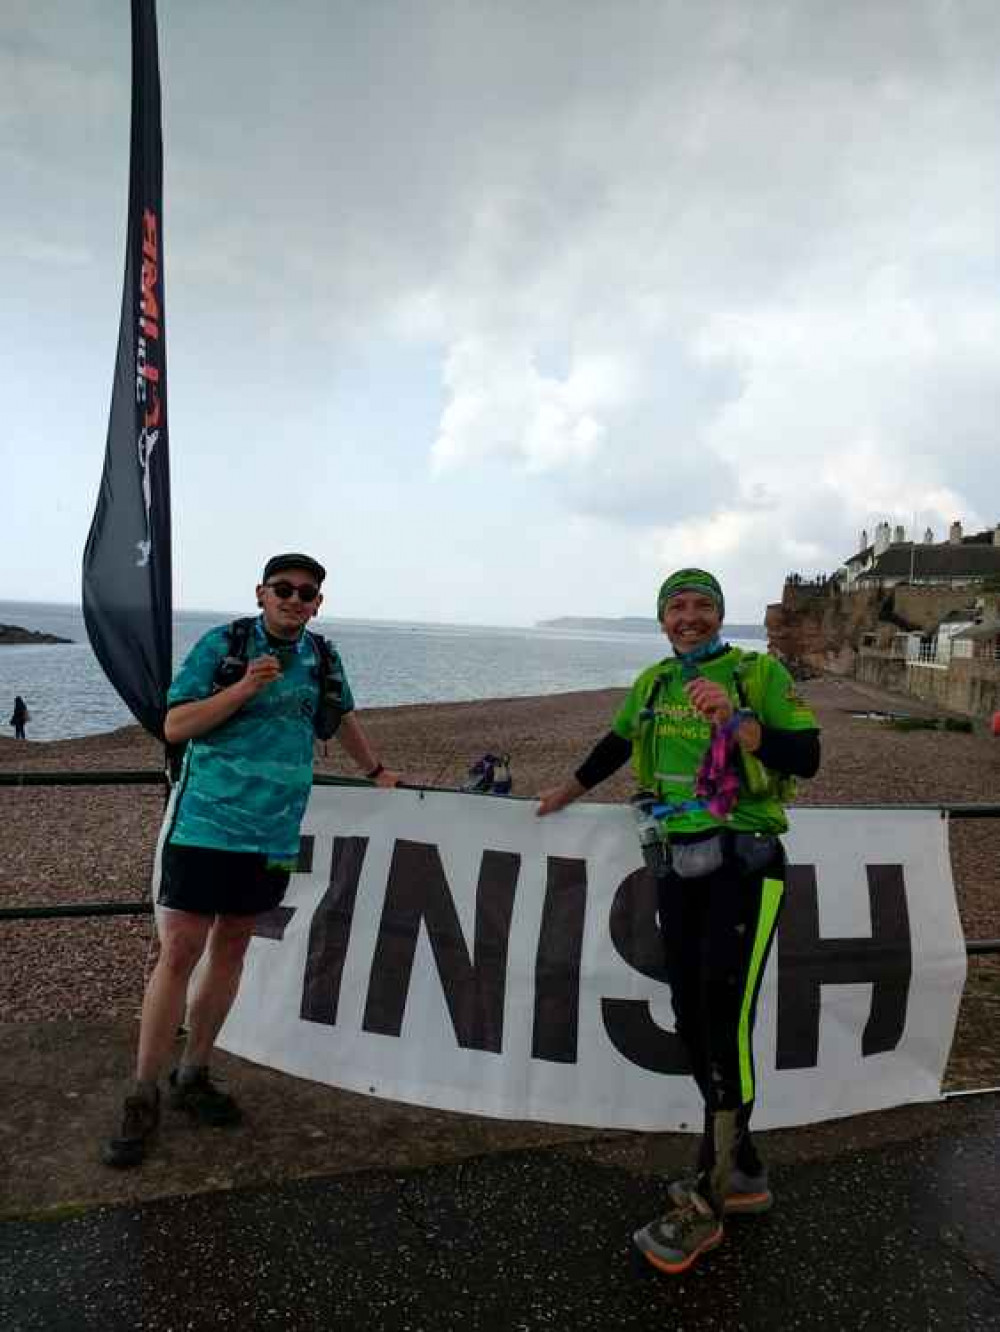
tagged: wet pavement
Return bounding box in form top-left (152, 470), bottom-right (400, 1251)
top-left (3, 1096), bottom-right (999, 1331)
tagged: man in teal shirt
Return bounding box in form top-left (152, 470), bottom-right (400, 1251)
top-left (104, 553), bottom-right (399, 1167)
top-left (538, 568), bottom-right (820, 1276)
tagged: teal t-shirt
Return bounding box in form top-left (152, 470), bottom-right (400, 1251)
top-left (612, 647), bottom-right (818, 835)
top-left (166, 618), bottom-right (355, 860)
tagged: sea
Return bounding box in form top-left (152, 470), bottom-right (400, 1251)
top-left (0, 600), bottom-right (764, 742)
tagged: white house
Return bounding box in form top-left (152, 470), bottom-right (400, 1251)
top-left (842, 520), bottom-right (1000, 590)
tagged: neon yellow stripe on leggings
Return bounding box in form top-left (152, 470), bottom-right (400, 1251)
top-left (738, 876), bottom-right (785, 1104)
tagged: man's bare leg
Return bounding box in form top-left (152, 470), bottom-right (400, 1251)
top-left (181, 914), bottom-right (258, 1066)
top-left (104, 908), bottom-right (212, 1167)
top-left (135, 908), bottom-right (213, 1085)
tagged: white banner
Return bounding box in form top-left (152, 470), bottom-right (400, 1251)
top-left (212, 789), bottom-right (966, 1131)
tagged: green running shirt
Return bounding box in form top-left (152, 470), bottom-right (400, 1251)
top-left (611, 647), bottom-right (818, 835)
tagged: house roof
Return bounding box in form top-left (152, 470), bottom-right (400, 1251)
top-left (857, 542), bottom-right (1000, 580)
top-left (954, 619), bottom-right (1000, 641)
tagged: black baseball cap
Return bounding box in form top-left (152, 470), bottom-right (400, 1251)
top-left (261, 552), bottom-right (327, 585)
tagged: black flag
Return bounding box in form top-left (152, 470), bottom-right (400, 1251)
top-left (83, 0), bottom-right (172, 738)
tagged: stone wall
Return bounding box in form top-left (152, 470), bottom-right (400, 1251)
top-left (949, 658), bottom-right (1000, 716)
top-left (855, 652), bottom-right (907, 694)
top-left (856, 653), bottom-right (1000, 718)
top-left (900, 662), bottom-right (956, 710)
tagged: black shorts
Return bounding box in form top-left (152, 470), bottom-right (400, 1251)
top-left (158, 842), bottom-right (291, 917)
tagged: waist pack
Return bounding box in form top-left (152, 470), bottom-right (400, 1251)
top-left (668, 830), bottom-right (781, 880)
top-left (669, 834), bottom-right (726, 879)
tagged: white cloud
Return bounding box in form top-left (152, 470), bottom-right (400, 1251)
top-left (432, 338), bottom-right (636, 474)
top-left (694, 282), bottom-right (1000, 549)
top-left (3, 0), bottom-right (1000, 624)
top-left (403, 5), bottom-right (1000, 601)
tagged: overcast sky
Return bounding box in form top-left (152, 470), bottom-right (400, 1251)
top-left (2, 1), bottom-right (998, 626)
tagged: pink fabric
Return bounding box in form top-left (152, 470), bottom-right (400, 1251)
top-left (694, 718), bottom-right (742, 819)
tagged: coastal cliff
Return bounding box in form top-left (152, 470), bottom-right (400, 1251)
top-left (765, 582), bottom-right (879, 675)
top-left (766, 579), bottom-right (995, 680)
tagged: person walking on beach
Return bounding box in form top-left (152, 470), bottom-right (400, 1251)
top-left (104, 553), bottom-right (400, 1168)
top-left (536, 568), bottom-right (820, 1275)
top-left (9, 695), bottom-right (29, 740)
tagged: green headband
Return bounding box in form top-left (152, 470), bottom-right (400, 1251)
top-left (656, 568), bottom-right (725, 620)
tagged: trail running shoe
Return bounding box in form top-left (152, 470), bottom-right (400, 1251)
top-left (102, 1087), bottom-right (160, 1168)
top-left (667, 1166), bottom-right (774, 1215)
top-left (723, 1166), bottom-right (773, 1214)
top-left (168, 1068), bottom-right (242, 1126)
top-left (633, 1190), bottom-right (724, 1276)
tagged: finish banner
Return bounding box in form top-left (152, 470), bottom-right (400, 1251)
top-left (83, 0), bottom-right (172, 738)
top-left (215, 791), bottom-right (966, 1131)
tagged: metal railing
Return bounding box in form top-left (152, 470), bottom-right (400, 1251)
top-left (0, 769), bottom-right (166, 788)
top-left (1, 772), bottom-right (999, 954)
top-left (0, 767), bottom-right (366, 921)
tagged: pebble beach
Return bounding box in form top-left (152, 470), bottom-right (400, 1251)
top-left (1, 675), bottom-right (998, 1086)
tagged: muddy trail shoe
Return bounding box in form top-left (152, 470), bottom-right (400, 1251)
top-left (169, 1068), bottom-right (242, 1127)
top-left (102, 1088), bottom-right (160, 1169)
top-left (722, 1166), bottom-right (773, 1214)
top-left (633, 1189), bottom-right (724, 1276)
top-left (668, 1166), bottom-right (773, 1215)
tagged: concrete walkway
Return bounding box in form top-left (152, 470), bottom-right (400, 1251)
top-left (3, 1095), bottom-right (998, 1331)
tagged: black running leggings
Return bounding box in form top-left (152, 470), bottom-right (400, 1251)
top-left (656, 844), bottom-right (786, 1174)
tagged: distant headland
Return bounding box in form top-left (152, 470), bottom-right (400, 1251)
top-left (537, 616), bottom-right (766, 638)
top-left (0, 623), bottom-right (72, 646)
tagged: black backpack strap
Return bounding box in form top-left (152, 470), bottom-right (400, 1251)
top-left (731, 650), bottom-right (758, 710)
top-left (228, 617), bottom-right (256, 659)
top-left (166, 618), bottom-right (257, 784)
top-left (308, 630), bottom-right (347, 739)
top-left (639, 658), bottom-right (678, 720)
top-left (212, 617), bottom-right (256, 692)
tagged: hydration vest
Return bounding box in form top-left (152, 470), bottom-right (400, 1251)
top-left (213, 617), bottom-right (347, 740)
top-left (165, 618), bottom-right (347, 784)
top-left (633, 649), bottom-right (796, 805)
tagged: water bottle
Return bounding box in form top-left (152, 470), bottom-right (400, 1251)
top-left (630, 791), bottom-right (670, 877)
top-left (490, 755), bottom-right (513, 796)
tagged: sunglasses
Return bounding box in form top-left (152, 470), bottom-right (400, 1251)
top-left (265, 580), bottom-right (320, 604)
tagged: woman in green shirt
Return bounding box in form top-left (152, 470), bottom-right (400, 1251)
top-left (538, 568), bottom-right (820, 1276)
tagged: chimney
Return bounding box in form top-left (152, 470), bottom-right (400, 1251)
top-left (923, 527), bottom-right (934, 544)
top-left (860, 528), bottom-right (868, 551)
top-left (993, 524), bottom-right (1000, 548)
top-left (874, 522), bottom-right (891, 556)
top-left (949, 520), bottom-right (963, 544)
top-left (893, 524), bottom-right (905, 544)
